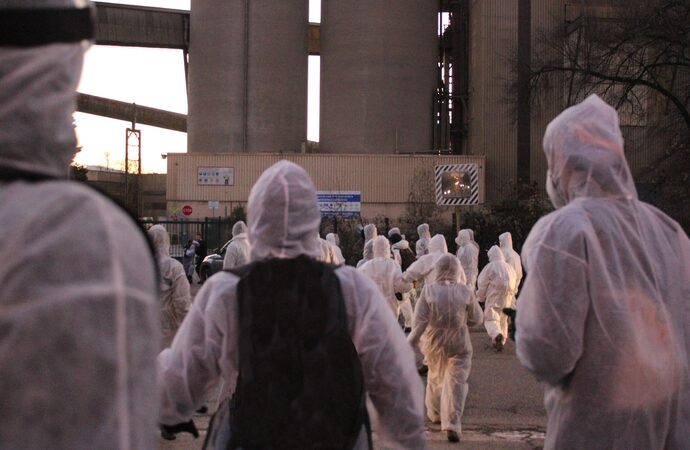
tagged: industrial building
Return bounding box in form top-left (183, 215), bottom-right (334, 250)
top-left (82, 1), bottom-right (666, 221)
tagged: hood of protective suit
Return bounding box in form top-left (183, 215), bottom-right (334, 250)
top-left (0, 1), bottom-right (91, 178)
top-left (387, 227), bottom-right (401, 238)
top-left (455, 229), bottom-right (471, 246)
top-left (417, 223), bottom-right (431, 240)
top-left (543, 94), bottom-right (637, 207)
top-left (499, 232), bottom-right (513, 250)
top-left (434, 253), bottom-right (466, 285)
top-left (488, 245), bottom-right (505, 263)
top-left (247, 160), bottom-right (321, 260)
top-left (428, 234), bottom-right (448, 254)
top-left (390, 234), bottom-right (410, 250)
top-left (364, 224), bottom-right (378, 243)
top-left (232, 220), bottom-right (247, 237)
top-left (326, 233), bottom-right (338, 246)
top-left (372, 236), bottom-right (391, 259)
top-left (148, 224), bottom-right (170, 260)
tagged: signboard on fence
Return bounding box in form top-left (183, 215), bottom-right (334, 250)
top-left (317, 191), bottom-right (361, 217)
top-left (435, 164), bottom-right (480, 206)
top-left (198, 167), bottom-right (234, 186)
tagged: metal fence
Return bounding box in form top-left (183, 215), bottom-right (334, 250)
top-left (141, 218), bottom-right (234, 258)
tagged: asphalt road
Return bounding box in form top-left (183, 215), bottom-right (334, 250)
top-left (159, 284), bottom-right (547, 449)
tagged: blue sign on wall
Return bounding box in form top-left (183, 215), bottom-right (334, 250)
top-left (317, 191), bottom-right (361, 217)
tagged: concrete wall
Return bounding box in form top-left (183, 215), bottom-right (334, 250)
top-left (319, 0), bottom-right (438, 154)
top-left (187, 0), bottom-right (308, 153)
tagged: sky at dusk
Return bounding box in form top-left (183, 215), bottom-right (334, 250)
top-left (74, 0), bottom-right (321, 173)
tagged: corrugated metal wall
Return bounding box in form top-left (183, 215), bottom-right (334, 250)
top-left (467, 0), bottom-right (567, 197)
top-left (530, 0), bottom-right (565, 187)
top-left (467, 0), bottom-right (518, 200)
top-left (167, 153), bottom-right (485, 206)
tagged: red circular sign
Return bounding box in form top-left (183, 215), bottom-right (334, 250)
top-left (182, 205), bottom-right (193, 216)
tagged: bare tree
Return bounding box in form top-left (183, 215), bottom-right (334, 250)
top-left (527, 0), bottom-right (689, 228)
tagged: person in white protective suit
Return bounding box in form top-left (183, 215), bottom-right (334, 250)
top-left (455, 229), bottom-right (479, 289)
top-left (356, 238), bottom-right (375, 268)
top-left (516, 94), bottom-right (690, 450)
top-left (0, 2), bottom-right (160, 448)
top-left (158, 161), bottom-right (426, 449)
top-left (222, 220), bottom-right (251, 269)
top-left (326, 232), bottom-right (345, 265)
top-left (389, 230), bottom-right (417, 331)
top-left (416, 223), bottom-right (432, 257)
top-left (149, 225), bottom-right (192, 349)
top-left (359, 236), bottom-right (413, 317)
top-left (318, 234), bottom-right (337, 264)
top-left (466, 229), bottom-right (480, 252)
top-left (408, 254), bottom-right (483, 443)
top-left (363, 223), bottom-right (378, 245)
top-left (477, 246), bottom-right (516, 352)
top-left (498, 232), bottom-right (522, 304)
top-left (403, 234), bottom-right (449, 286)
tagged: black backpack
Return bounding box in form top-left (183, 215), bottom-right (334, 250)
top-left (225, 256), bottom-right (370, 450)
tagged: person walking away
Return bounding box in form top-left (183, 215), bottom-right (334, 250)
top-left (516, 94), bottom-right (690, 449)
top-left (149, 225), bottom-right (192, 349)
top-left (408, 254), bottom-right (483, 443)
top-left (158, 161), bottom-right (426, 449)
top-left (477, 246), bottom-right (516, 352)
top-left (359, 236), bottom-right (413, 318)
top-left (455, 229), bottom-right (479, 289)
top-left (499, 232), bottom-right (522, 306)
top-left (318, 233), bottom-right (337, 264)
top-left (194, 233), bottom-right (208, 282)
top-left (466, 229), bottom-right (480, 253)
top-left (416, 223), bottom-right (432, 257)
top-left (0, 2), bottom-right (160, 447)
top-left (222, 221), bottom-right (251, 269)
top-left (183, 239), bottom-right (198, 283)
top-left (356, 238), bottom-right (375, 268)
top-left (326, 232), bottom-right (345, 265)
top-left (403, 234), bottom-right (449, 286)
top-left (389, 230), bottom-right (417, 331)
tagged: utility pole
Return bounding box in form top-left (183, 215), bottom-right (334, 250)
top-left (125, 104), bottom-right (142, 217)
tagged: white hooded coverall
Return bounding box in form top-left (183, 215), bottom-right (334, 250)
top-left (403, 234), bottom-right (449, 286)
top-left (0, 4), bottom-right (160, 448)
top-left (158, 161), bottom-right (426, 449)
top-left (359, 236), bottom-right (413, 317)
top-left (326, 233), bottom-right (345, 265)
top-left (149, 225), bottom-right (192, 349)
top-left (416, 223), bottom-right (432, 257)
top-left (477, 246), bottom-right (516, 343)
top-left (223, 221), bottom-right (251, 269)
top-left (516, 95), bottom-right (690, 450)
top-left (499, 232), bottom-right (522, 302)
top-left (455, 229), bottom-right (479, 289)
top-left (356, 239), bottom-right (375, 269)
top-left (408, 254), bottom-right (483, 434)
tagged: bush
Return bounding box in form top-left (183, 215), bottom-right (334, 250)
top-left (460, 182), bottom-right (552, 268)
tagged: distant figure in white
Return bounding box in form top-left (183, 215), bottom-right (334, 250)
top-left (223, 220), bottom-right (251, 269)
top-left (477, 246), bottom-right (516, 352)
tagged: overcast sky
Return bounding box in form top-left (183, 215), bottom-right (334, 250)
top-left (75, 0), bottom-right (321, 173)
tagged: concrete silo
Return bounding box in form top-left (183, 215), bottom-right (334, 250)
top-left (187, 0), bottom-right (308, 153)
top-left (320, 1), bottom-right (438, 154)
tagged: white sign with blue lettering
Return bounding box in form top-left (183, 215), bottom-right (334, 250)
top-left (317, 191), bottom-right (361, 217)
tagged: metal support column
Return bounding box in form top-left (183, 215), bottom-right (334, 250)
top-left (450, 0), bottom-right (469, 154)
